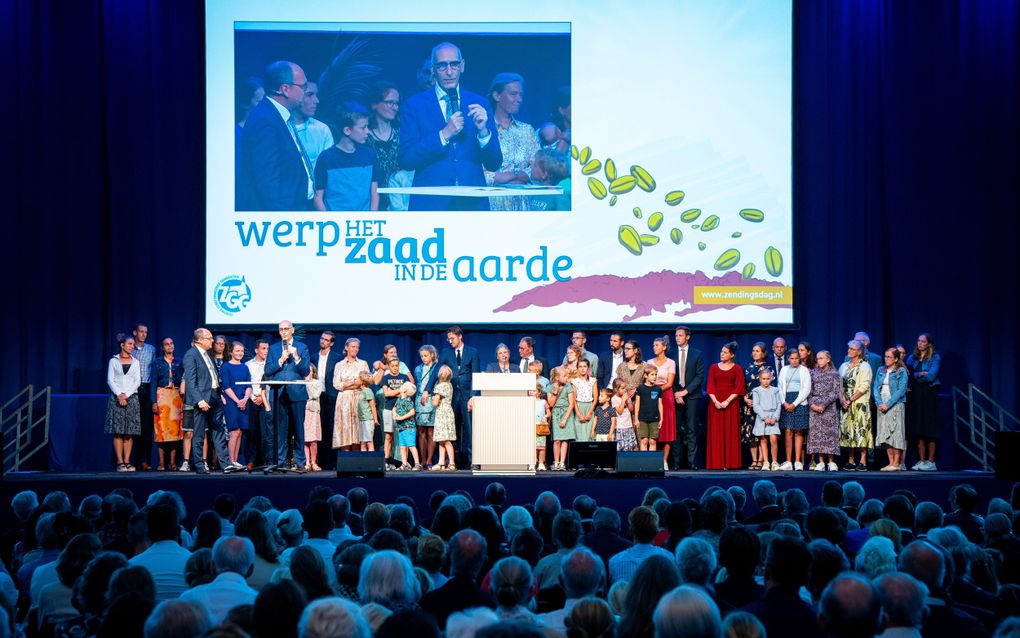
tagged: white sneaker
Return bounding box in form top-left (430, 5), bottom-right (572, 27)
top-left (771, 461), bottom-right (780, 471)
top-left (828, 462), bottom-right (839, 472)
top-left (179, 460), bottom-right (190, 472)
top-left (778, 461), bottom-right (793, 471)
top-left (794, 462), bottom-right (804, 471)
top-left (538, 463), bottom-right (547, 471)
top-left (813, 462), bottom-right (826, 471)
top-left (911, 460), bottom-right (925, 470)
top-left (922, 461), bottom-right (937, 471)
top-left (664, 461), bottom-right (670, 471)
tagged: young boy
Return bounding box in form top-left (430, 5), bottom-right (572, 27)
top-left (313, 103), bottom-right (383, 211)
top-left (591, 388), bottom-right (617, 442)
top-left (380, 357), bottom-right (410, 463)
top-left (633, 364), bottom-right (662, 452)
top-left (752, 368), bottom-right (783, 471)
top-left (357, 371), bottom-right (378, 451)
top-left (393, 382), bottom-right (422, 471)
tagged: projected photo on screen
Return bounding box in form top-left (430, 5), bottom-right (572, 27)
top-left (207, 3), bottom-right (793, 326)
top-left (234, 26), bottom-right (571, 213)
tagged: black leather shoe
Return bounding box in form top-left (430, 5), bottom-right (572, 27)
top-left (195, 465), bottom-right (210, 475)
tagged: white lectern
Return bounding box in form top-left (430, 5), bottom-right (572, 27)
top-left (471, 373), bottom-right (537, 475)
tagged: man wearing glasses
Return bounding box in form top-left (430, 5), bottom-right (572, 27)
top-left (237, 60), bottom-right (316, 211)
top-left (181, 328), bottom-right (236, 474)
top-left (398, 42), bottom-right (503, 210)
top-left (264, 321), bottom-right (311, 469)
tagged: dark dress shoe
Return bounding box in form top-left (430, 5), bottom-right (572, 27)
top-left (195, 465), bottom-right (210, 475)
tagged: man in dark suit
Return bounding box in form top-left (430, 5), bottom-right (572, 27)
top-left (579, 507), bottom-right (632, 573)
top-left (315, 331), bottom-right (342, 469)
top-left (397, 42), bottom-right (502, 211)
top-left (420, 530), bottom-right (495, 628)
top-left (596, 332), bottom-right (625, 394)
top-left (182, 328), bottom-right (235, 474)
top-left (516, 336), bottom-right (548, 376)
top-left (741, 537), bottom-right (824, 638)
top-left (437, 326), bottom-right (480, 466)
top-left (236, 60), bottom-right (314, 211)
top-left (263, 320), bottom-right (311, 468)
top-left (898, 541), bottom-right (988, 638)
top-left (771, 337), bottom-right (788, 376)
top-left (673, 326), bottom-right (705, 469)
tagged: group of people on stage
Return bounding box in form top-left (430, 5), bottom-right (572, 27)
top-left (105, 322), bottom-right (943, 474)
top-left (236, 42), bottom-right (572, 213)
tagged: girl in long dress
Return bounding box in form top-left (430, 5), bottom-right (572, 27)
top-left (432, 365), bottom-right (457, 471)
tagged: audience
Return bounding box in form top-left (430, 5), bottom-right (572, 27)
top-left (3, 478), bottom-right (1020, 638)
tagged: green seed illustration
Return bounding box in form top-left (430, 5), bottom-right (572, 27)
top-left (764, 246), bottom-right (784, 276)
top-left (647, 212), bottom-right (664, 231)
top-left (609, 195), bottom-right (618, 206)
top-left (605, 159), bottom-right (617, 181)
top-left (698, 242), bottom-right (706, 251)
top-left (579, 146), bottom-right (592, 164)
top-left (630, 165), bottom-right (656, 192)
top-left (582, 159), bottom-right (602, 175)
top-left (731, 232), bottom-right (742, 238)
top-left (639, 234), bottom-right (660, 246)
top-left (742, 263), bottom-right (756, 279)
top-left (633, 207), bottom-right (642, 219)
top-left (588, 177), bottom-right (608, 200)
top-left (739, 208), bottom-right (765, 223)
top-left (714, 248), bottom-right (741, 271)
top-left (570, 145), bottom-right (579, 161)
top-left (609, 175), bottom-right (637, 194)
top-left (618, 225), bottom-right (643, 255)
top-left (665, 191), bottom-right (686, 206)
top-left (670, 228), bottom-right (683, 244)
top-left (680, 208), bottom-right (701, 223)
top-left (700, 215), bottom-right (720, 232)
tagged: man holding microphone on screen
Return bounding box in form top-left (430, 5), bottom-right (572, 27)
top-left (398, 42), bottom-right (502, 211)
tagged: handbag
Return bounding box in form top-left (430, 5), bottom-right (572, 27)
top-left (536, 421), bottom-right (551, 436)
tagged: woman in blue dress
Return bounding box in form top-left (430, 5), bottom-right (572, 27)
top-left (414, 345), bottom-right (439, 468)
top-left (219, 341), bottom-right (252, 465)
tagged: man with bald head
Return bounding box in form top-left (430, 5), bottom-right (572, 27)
top-left (237, 60), bottom-right (315, 211)
top-left (182, 328), bottom-right (234, 474)
top-left (264, 320), bottom-right (311, 469)
top-left (420, 529), bottom-right (495, 627)
top-left (898, 541), bottom-right (986, 638)
top-left (818, 573), bottom-right (883, 638)
top-left (398, 42), bottom-right (502, 210)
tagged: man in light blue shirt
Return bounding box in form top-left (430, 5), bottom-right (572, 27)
top-left (180, 536), bottom-right (258, 623)
top-left (128, 503), bottom-right (192, 601)
top-left (607, 506), bottom-right (673, 584)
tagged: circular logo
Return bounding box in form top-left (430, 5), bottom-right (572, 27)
top-left (213, 275), bottom-right (252, 315)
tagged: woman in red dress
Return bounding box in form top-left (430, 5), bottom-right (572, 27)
top-left (651, 336), bottom-right (677, 471)
top-left (707, 341), bottom-right (744, 469)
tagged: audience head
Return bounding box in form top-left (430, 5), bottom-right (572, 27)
top-left (821, 481), bottom-right (844, 508)
top-left (561, 547), bottom-right (605, 599)
top-left (675, 537), bottom-right (717, 586)
top-left (857, 499), bottom-right (885, 527)
top-left (143, 599), bottom-right (213, 638)
top-left (376, 609), bottom-right (440, 638)
top-left (336, 543), bottom-right (375, 588)
top-left (108, 565), bottom-right (156, 606)
top-left (752, 480), bottom-right (778, 507)
top-left (869, 518), bottom-right (903, 553)
top-left (235, 508), bottom-right (280, 562)
top-left (642, 487), bottom-right (669, 507)
top-left (192, 510), bottom-right (222, 550)
top-left (298, 597), bottom-right (370, 638)
top-left (765, 536), bottom-right (811, 590)
top-left (184, 547), bottom-right (216, 587)
top-left (843, 482), bottom-right (865, 508)
top-left (653, 585), bottom-right (722, 638)
top-left (874, 572), bottom-right (928, 630)
top-left (818, 573), bottom-right (883, 638)
top-left (950, 483), bottom-right (979, 513)
top-left (855, 536), bottom-right (897, 579)
top-left (807, 539), bottom-right (850, 603)
top-left (591, 507), bottom-right (622, 534)
top-left (73, 551), bottom-right (129, 615)
top-left (511, 526), bottom-right (544, 567)
top-left (327, 495), bottom-right (350, 528)
top-left (565, 597), bottom-right (615, 638)
top-left (501, 505), bottom-right (533, 540)
top-left (446, 608), bottom-right (499, 638)
top-left (55, 532), bottom-right (102, 587)
top-left (145, 502), bottom-right (180, 543)
top-left (290, 545), bottom-right (334, 602)
top-left (449, 529), bottom-right (488, 579)
top-left (11, 490), bottom-right (39, 521)
top-left (491, 556), bottom-right (533, 609)
top-left (719, 526), bottom-right (760, 580)
top-left (416, 533), bottom-right (446, 573)
top-left (898, 541), bottom-right (945, 594)
top-left (727, 486), bottom-right (746, 515)
top-left (252, 579), bottom-right (307, 638)
top-left (619, 554), bottom-right (681, 638)
top-left (277, 509), bottom-right (305, 547)
top-left (628, 506), bottom-right (660, 543)
top-left (914, 501), bottom-right (944, 535)
top-left (883, 495), bottom-right (915, 530)
top-left (552, 509), bottom-right (584, 549)
top-left (986, 512), bottom-right (1012, 543)
top-left (807, 507), bottom-right (846, 545)
top-left (358, 549), bottom-right (420, 609)
top-left (608, 580), bottom-right (629, 617)
top-left (212, 535), bottom-right (255, 575)
top-left (303, 500), bottom-right (334, 538)
top-left (347, 487), bottom-right (369, 514)
top-left (720, 611), bottom-right (766, 638)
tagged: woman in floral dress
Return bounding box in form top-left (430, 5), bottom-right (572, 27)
top-left (333, 338), bottom-right (369, 451)
top-left (741, 342), bottom-right (770, 469)
top-left (839, 340), bottom-right (874, 470)
top-left (484, 73), bottom-right (539, 211)
top-left (432, 365), bottom-right (457, 471)
top-left (808, 350), bottom-right (841, 471)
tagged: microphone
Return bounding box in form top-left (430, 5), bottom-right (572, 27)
top-left (283, 342), bottom-right (290, 356)
top-left (445, 87), bottom-right (460, 116)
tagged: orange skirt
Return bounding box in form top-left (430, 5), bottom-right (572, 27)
top-left (154, 386), bottom-right (184, 442)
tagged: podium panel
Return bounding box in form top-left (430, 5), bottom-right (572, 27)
top-left (472, 373), bottom-right (536, 475)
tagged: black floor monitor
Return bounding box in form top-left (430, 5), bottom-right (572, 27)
top-left (568, 441), bottom-right (617, 470)
top-left (336, 451), bottom-right (385, 478)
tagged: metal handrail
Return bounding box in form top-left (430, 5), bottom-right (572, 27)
top-left (2, 385), bottom-right (51, 475)
top-left (952, 383), bottom-right (1019, 471)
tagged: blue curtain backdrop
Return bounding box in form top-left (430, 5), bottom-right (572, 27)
top-left (3, 0), bottom-right (1018, 417)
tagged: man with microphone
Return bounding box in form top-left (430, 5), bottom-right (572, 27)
top-left (263, 320), bottom-right (311, 469)
top-left (398, 41), bottom-right (503, 211)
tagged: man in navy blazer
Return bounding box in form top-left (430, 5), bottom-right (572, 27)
top-left (673, 326), bottom-right (706, 470)
top-left (263, 320), bottom-right (311, 468)
top-left (397, 42), bottom-right (502, 211)
top-left (315, 331), bottom-right (343, 470)
top-left (236, 60), bottom-right (313, 211)
top-left (182, 328), bottom-right (234, 474)
top-left (437, 326), bottom-right (480, 465)
top-left (596, 332), bottom-right (626, 394)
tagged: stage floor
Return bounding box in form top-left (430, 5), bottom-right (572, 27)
top-left (2, 470), bottom-right (1010, 524)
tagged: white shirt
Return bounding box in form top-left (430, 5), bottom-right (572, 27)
top-left (107, 357), bottom-right (141, 396)
top-left (538, 598), bottom-right (582, 634)
top-left (519, 355), bottom-right (534, 372)
top-left (318, 353), bottom-right (330, 381)
top-left (128, 540), bottom-right (192, 601)
top-left (29, 560), bottom-right (59, 609)
top-left (609, 351), bottom-right (624, 384)
top-left (778, 365), bottom-right (812, 407)
top-left (267, 97), bottom-right (314, 198)
top-left (246, 358), bottom-right (267, 394)
top-left (293, 117), bottom-right (334, 171)
top-left (179, 571), bottom-right (258, 624)
top-left (199, 348), bottom-right (219, 389)
top-left (280, 537), bottom-right (337, 587)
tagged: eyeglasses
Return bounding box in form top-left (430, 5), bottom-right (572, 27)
top-left (286, 82), bottom-right (307, 91)
top-left (379, 100), bottom-right (399, 106)
top-left (433, 60), bottom-right (462, 71)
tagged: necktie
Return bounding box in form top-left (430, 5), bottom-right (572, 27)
top-left (443, 94), bottom-right (455, 121)
top-left (680, 348), bottom-right (687, 387)
top-left (456, 349), bottom-right (462, 367)
top-left (289, 122), bottom-right (315, 198)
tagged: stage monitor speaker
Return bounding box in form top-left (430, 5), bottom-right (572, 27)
top-left (616, 451), bottom-right (665, 477)
top-left (568, 441), bottom-right (617, 470)
top-left (336, 451), bottom-right (385, 478)
top-left (995, 432), bottom-right (1020, 480)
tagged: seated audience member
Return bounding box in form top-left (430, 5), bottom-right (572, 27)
top-left (143, 599), bottom-right (213, 638)
top-left (653, 584), bottom-right (722, 638)
top-left (357, 549), bottom-right (420, 613)
top-left (327, 495), bottom-right (355, 545)
top-left (855, 536), bottom-right (898, 579)
top-left (728, 486), bottom-right (748, 523)
top-left (807, 540), bottom-right (850, 605)
top-left (675, 537), bottom-right (717, 589)
top-left (898, 540), bottom-right (987, 638)
top-left (607, 506), bottom-right (673, 584)
top-left (742, 536), bottom-right (824, 638)
top-left (298, 596), bottom-right (371, 638)
top-left (446, 608), bottom-right (499, 638)
top-left (945, 484), bottom-right (986, 544)
top-left (490, 556), bottom-right (539, 624)
top-left (290, 545), bottom-right (335, 602)
top-left (874, 572), bottom-right (929, 638)
top-left (914, 501), bottom-right (944, 539)
top-left (253, 579), bottom-right (308, 638)
top-left (179, 536), bottom-right (258, 623)
top-left (720, 611), bottom-right (767, 638)
top-left (883, 495), bottom-right (917, 545)
top-left (818, 573), bottom-right (883, 638)
top-left (419, 530), bottom-right (495, 627)
top-left (745, 480), bottom-right (781, 526)
top-left (128, 503), bottom-right (191, 601)
top-left (533, 510), bottom-right (583, 590)
top-left (985, 513), bottom-right (1020, 585)
top-left (234, 508), bottom-right (280, 590)
top-left (580, 507), bottom-right (632, 571)
top-left (564, 597), bottom-right (616, 638)
top-left (537, 547), bottom-right (605, 634)
top-left (37, 533), bottom-right (102, 627)
top-left (183, 548), bottom-right (215, 588)
top-left (283, 501), bottom-right (337, 587)
top-left (843, 481), bottom-right (866, 520)
top-left (616, 554), bottom-right (681, 638)
top-left (715, 526), bottom-right (765, 612)
top-left (416, 534), bottom-right (448, 589)
top-left (376, 609), bottom-right (440, 638)
top-left (500, 506), bottom-right (534, 543)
